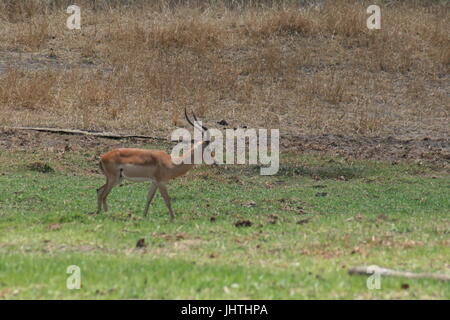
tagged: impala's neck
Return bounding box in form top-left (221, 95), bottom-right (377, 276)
top-left (169, 140), bottom-right (204, 179)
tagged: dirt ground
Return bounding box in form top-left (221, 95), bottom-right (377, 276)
top-left (1, 128), bottom-right (449, 167)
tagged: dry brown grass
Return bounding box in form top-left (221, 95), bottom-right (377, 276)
top-left (0, 0), bottom-right (448, 139)
top-left (0, 68), bottom-right (57, 110)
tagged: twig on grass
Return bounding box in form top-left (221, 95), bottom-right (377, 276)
top-left (348, 266), bottom-right (450, 282)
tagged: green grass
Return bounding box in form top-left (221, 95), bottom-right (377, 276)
top-left (0, 147), bottom-right (449, 299)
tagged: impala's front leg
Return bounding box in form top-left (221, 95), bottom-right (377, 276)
top-left (158, 182), bottom-right (175, 220)
top-left (143, 181), bottom-right (158, 217)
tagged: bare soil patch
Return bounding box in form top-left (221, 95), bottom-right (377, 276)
top-left (283, 133), bottom-right (450, 165)
top-left (1, 128), bottom-right (449, 166)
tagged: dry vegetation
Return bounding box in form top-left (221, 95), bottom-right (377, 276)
top-left (0, 0), bottom-right (448, 139)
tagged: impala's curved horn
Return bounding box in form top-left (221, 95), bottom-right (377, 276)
top-left (185, 108), bottom-right (208, 132)
top-left (184, 108), bottom-right (196, 128)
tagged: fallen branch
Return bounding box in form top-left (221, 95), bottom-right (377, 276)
top-left (7, 126), bottom-right (165, 141)
top-left (348, 266), bottom-right (450, 282)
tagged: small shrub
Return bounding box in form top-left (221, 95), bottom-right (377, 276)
top-left (28, 162), bottom-right (55, 173)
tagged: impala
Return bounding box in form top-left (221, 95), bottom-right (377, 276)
top-left (96, 109), bottom-right (212, 220)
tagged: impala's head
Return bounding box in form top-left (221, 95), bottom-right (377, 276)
top-left (184, 108), bottom-right (218, 165)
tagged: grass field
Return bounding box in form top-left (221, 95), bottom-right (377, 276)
top-left (0, 142), bottom-right (449, 299)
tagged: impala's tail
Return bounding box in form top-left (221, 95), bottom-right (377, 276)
top-left (96, 160), bottom-right (106, 192)
top-left (98, 159), bottom-right (105, 175)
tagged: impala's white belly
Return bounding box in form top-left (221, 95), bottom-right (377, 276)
top-left (120, 164), bottom-right (156, 182)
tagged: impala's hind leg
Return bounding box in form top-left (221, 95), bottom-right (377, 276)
top-left (96, 184), bottom-right (106, 213)
top-left (101, 178), bottom-right (122, 212)
top-left (97, 169), bottom-right (122, 213)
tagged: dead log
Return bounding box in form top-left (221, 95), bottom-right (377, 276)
top-left (349, 266), bottom-right (450, 282)
top-left (7, 126), bottom-right (165, 141)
